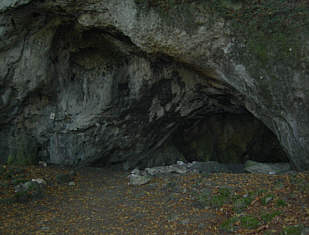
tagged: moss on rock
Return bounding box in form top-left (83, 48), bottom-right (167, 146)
top-left (7, 133), bottom-right (38, 166)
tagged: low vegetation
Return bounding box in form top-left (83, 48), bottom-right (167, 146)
top-left (0, 164), bottom-right (308, 234)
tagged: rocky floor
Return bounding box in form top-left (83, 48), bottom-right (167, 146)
top-left (0, 165), bottom-right (309, 234)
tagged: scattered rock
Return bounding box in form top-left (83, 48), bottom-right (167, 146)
top-left (131, 168), bottom-right (141, 175)
top-left (264, 196), bottom-right (273, 204)
top-left (144, 166), bottom-right (166, 176)
top-left (169, 165), bottom-right (188, 174)
top-left (128, 174), bottom-right (151, 186)
top-left (129, 160), bottom-right (292, 186)
top-left (15, 181), bottom-right (40, 193)
top-left (145, 165), bottom-right (188, 176)
top-left (38, 161), bottom-right (47, 167)
top-left (32, 178), bottom-right (47, 185)
top-left (135, 161), bottom-right (244, 179)
top-left (13, 180), bottom-right (44, 202)
top-left (244, 160), bottom-right (291, 174)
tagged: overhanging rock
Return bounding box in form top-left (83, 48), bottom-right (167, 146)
top-left (0, 0), bottom-right (308, 170)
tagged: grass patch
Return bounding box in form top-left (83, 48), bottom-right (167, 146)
top-left (232, 196), bottom-right (253, 213)
top-left (276, 199), bottom-right (287, 207)
top-left (221, 215), bottom-right (261, 231)
top-left (281, 224), bottom-right (304, 235)
top-left (240, 215), bottom-right (260, 229)
top-left (232, 191), bottom-right (258, 213)
top-left (220, 216), bottom-right (239, 232)
top-left (261, 211), bottom-right (281, 224)
top-left (197, 187), bottom-right (232, 208)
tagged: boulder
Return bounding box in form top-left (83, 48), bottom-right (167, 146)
top-left (32, 178), bottom-right (47, 185)
top-left (128, 174), bottom-right (151, 186)
top-left (14, 178), bottom-right (46, 193)
top-left (244, 160), bottom-right (291, 174)
top-left (14, 180), bottom-right (45, 202)
top-left (145, 165), bottom-right (188, 176)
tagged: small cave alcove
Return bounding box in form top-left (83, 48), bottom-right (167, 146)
top-left (171, 112), bottom-right (289, 165)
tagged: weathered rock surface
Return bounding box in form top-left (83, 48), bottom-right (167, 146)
top-left (128, 173), bottom-right (151, 186)
top-left (244, 160), bottom-right (291, 175)
top-left (0, 0), bottom-right (308, 170)
top-left (132, 160), bottom-right (245, 178)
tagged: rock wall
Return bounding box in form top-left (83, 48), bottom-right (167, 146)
top-left (0, 0), bottom-right (308, 170)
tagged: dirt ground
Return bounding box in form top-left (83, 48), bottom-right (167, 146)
top-left (0, 165), bottom-right (308, 235)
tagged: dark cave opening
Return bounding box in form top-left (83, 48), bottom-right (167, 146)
top-left (172, 112), bottom-right (289, 165)
top-left (89, 111), bottom-right (289, 170)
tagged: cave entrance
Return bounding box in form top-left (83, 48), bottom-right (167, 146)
top-left (90, 111), bottom-right (289, 170)
top-left (171, 112), bottom-right (289, 165)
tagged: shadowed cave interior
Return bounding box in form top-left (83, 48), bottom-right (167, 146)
top-left (91, 111), bottom-right (289, 169)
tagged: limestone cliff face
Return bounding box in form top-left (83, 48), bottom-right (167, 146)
top-left (0, 0), bottom-right (308, 169)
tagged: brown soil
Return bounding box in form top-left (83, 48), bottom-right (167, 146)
top-left (0, 165), bottom-right (308, 234)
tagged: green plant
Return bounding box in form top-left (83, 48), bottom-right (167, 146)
top-left (276, 199), bottom-right (287, 207)
top-left (240, 215), bottom-right (260, 229)
top-left (210, 187), bottom-right (232, 208)
top-left (209, 194), bottom-right (227, 208)
top-left (220, 216), bottom-right (239, 232)
top-left (281, 224), bottom-right (304, 235)
top-left (232, 191), bottom-right (257, 212)
top-left (261, 211), bottom-right (281, 223)
top-left (257, 189), bottom-right (267, 196)
top-left (233, 196), bottom-right (252, 213)
top-left (218, 187), bottom-right (231, 198)
top-left (197, 187), bottom-right (232, 208)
